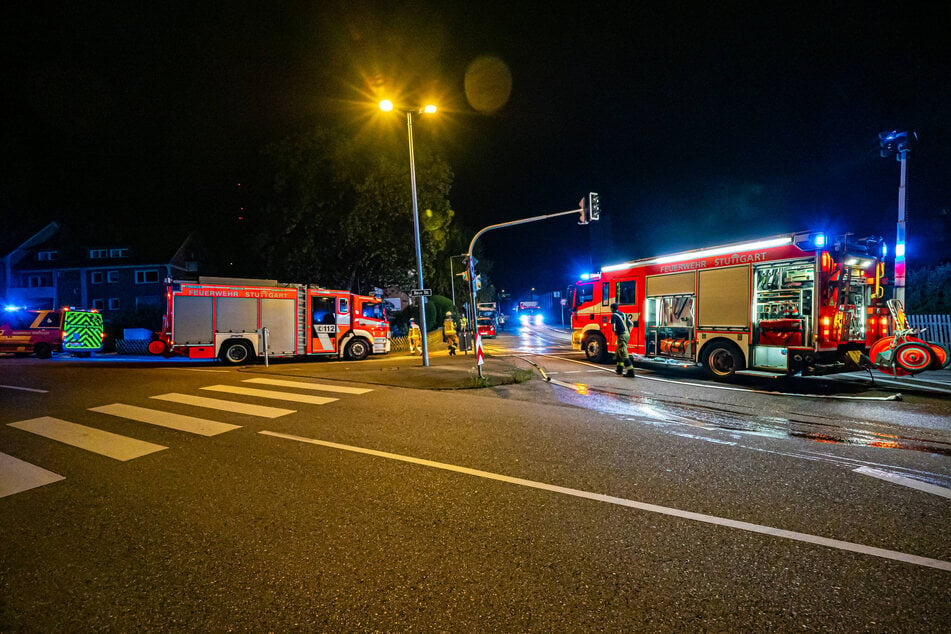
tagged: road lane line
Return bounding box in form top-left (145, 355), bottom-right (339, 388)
top-left (854, 467), bottom-right (951, 500)
top-left (259, 431), bottom-right (951, 572)
top-left (0, 384), bottom-right (48, 393)
top-left (201, 385), bottom-right (338, 405)
top-left (90, 403), bottom-right (241, 436)
top-left (242, 378), bottom-right (372, 394)
top-left (151, 393), bottom-right (295, 418)
top-left (8, 417), bottom-right (167, 461)
top-left (0, 452), bottom-right (65, 497)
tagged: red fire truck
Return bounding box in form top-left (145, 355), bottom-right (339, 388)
top-left (570, 231), bottom-right (895, 378)
top-left (150, 277), bottom-right (391, 364)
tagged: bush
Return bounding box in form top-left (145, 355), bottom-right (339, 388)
top-left (390, 294), bottom-right (457, 333)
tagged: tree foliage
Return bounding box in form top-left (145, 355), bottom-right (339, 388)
top-left (254, 127), bottom-right (461, 293)
top-left (906, 263), bottom-right (951, 314)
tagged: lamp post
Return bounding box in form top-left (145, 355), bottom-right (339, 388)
top-left (879, 130), bottom-right (916, 306)
top-left (381, 99), bottom-right (437, 366)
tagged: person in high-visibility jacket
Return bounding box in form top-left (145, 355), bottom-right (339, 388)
top-left (611, 303), bottom-right (635, 377)
top-left (443, 311), bottom-right (459, 356)
top-left (408, 318), bottom-right (422, 355)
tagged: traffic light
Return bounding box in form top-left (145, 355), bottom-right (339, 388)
top-left (475, 274), bottom-right (482, 290)
top-left (578, 197), bottom-right (587, 224)
top-left (588, 192), bottom-right (600, 221)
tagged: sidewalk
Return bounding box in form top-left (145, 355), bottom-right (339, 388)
top-left (290, 348), bottom-right (534, 390)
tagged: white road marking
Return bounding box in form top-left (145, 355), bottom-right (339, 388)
top-left (151, 393), bottom-right (295, 418)
top-left (0, 452), bottom-right (65, 498)
top-left (90, 403), bottom-right (241, 436)
top-left (242, 378), bottom-right (372, 394)
top-left (8, 417), bottom-right (166, 461)
top-left (854, 466), bottom-right (951, 500)
top-left (201, 385), bottom-right (338, 405)
top-left (260, 431), bottom-right (951, 572)
top-left (164, 368), bottom-right (231, 373)
top-left (0, 384), bottom-right (48, 393)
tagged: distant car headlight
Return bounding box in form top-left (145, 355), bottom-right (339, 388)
top-left (519, 314), bottom-right (530, 325)
top-left (534, 314), bottom-right (543, 325)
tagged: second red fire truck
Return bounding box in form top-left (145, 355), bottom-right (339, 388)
top-left (570, 231), bottom-right (902, 378)
top-left (150, 277), bottom-right (391, 364)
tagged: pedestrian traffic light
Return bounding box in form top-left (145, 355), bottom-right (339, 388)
top-left (475, 274), bottom-right (482, 290)
top-left (588, 192), bottom-right (600, 221)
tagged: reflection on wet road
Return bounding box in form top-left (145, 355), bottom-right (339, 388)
top-left (549, 382), bottom-right (951, 488)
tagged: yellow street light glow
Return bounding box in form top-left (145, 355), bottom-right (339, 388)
top-left (379, 99), bottom-right (394, 112)
top-left (422, 104), bottom-right (437, 114)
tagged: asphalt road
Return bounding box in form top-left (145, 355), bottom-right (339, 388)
top-left (1, 340), bottom-right (949, 630)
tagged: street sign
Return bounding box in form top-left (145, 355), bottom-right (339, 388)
top-left (408, 288), bottom-right (432, 297)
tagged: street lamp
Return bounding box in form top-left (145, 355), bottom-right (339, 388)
top-left (879, 129), bottom-right (916, 306)
top-left (381, 99), bottom-right (438, 366)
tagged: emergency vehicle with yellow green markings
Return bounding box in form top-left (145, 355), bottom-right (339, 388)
top-left (1, 306), bottom-right (104, 358)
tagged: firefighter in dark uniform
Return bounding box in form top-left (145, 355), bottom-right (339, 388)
top-left (611, 303), bottom-right (635, 377)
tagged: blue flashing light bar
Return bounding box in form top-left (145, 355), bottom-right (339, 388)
top-left (895, 243), bottom-right (905, 258)
top-left (813, 233), bottom-right (825, 247)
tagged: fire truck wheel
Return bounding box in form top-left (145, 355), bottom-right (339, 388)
top-left (344, 338), bottom-right (370, 361)
top-left (220, 341), bottom-right (254, 365)
top-left (702, 341), bottom-right (745, 379)
top-left (582, 333), bottom-right (608, 364)
top-left (894, 342), bottom-right (933, 374)
top-left (34, 343), bottom-right (52, 359)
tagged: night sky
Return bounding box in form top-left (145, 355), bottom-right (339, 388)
top-left (3, 2), bottom-right (949, 297)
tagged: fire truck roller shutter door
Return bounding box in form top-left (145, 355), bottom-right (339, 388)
top-left (261, 298), bottom-right (297, 355)
top-left (698, 266), bottom-right (750, 328)
top-left (215, 297), bottom-right (257, 333)
top-left (173, 296), bottom-right (214, 344)
top-left (646, 272), bottom-right (695, 297)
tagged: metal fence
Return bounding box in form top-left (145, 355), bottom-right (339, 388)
top-left (907, 314), bottom-right (951, 347)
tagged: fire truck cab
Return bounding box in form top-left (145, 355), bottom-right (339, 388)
top-left (571, 231), bottom-right (888, 378)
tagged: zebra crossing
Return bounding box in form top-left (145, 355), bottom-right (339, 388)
top-left (1, 378), bottom-right (372, 499)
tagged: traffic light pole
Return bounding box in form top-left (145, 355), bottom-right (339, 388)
top-left (466, 198), bottom-right (597, 378)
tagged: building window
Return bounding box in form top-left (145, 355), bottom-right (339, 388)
top-left (110, 248), bottom-right (130, 258)
top-left (91, 271), bottom-right (104, 284)
top-left (89, 249), bottom-right (107, 259)
top-left (37, 250), bottom-right (58, 261)
top-left (92, 298), bottom-right (105, 309)
top-left (27, 274), bottom-right (51, 288)
top-left (107, 270), bottom-right (119, 283)
top-left (108, 298), bottom-right (120, 311)
top-left (135, 270), bottom-right (160, 284)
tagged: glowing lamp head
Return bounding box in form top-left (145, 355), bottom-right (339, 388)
top-left (534, 314), bottom-right (544, 325)
top-left (519, 314), bottom-right (530, 326)
top-left (379, 100), bottom-right (394, 112)
top-left (422, 104), bottom-right (437, 114)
